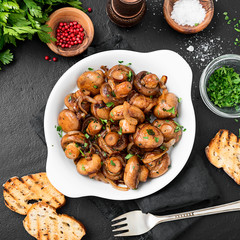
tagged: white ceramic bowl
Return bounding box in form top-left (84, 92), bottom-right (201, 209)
top-left (45, 50), bottom-right (195, 200)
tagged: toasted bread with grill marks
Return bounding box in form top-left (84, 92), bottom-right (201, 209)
top-left (23, 202), bottom-right (86, 240)
top-left (205, 129), bottom-right (240, 184)
top-left (3, 172), bottom-right (65, 215)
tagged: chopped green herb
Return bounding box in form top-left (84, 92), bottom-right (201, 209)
top-left (125, 153), bottom-right (134, 160)
top-left (118, 60), bottom-right (124, 64)
top-left (100, 118), bottom-right (108, 124)
top-left (84, 143), bottom-right (88, 148)
top-left (223, 12), bottom-right (228, 15)
top-left (82, 165), bottom-right (86, 171)
top-left (106, 102), bottom-right (114, 107)
top-left (68, 152), bottom-right (72, 155)
top-left (150, 95), bottom-right (153, 99)
top-left (127, 71), bottom-right (132, 82)
top-left (107, 94), bottom-right (110, 97)
top-left (56, 125), bottom-right (63, 138)
top-left (235, 119), bottom-right (239, 122)
top-left (225, 16), bottom-right (229, 20)
top-left (93, 85), bottom-right (98, 89)
top-left (110, 118), bottom-right (114, 123)
top-left (154, 137), bottom-right (159, 143)
top-left (98, 134), bottom-right (101, 137)
top-left (101, 162), bottom-right (103, 166)
top-left (118, 127), bottom-right (122, 135)
top-left (132, 166), bottom-right (135, 169)
top-left (68, 96), bottom-right (72, 101)
top-left (84, 133), bottom-right (90, 139)
top-left (112, 91), bottom-right (116, 97)
top-left (110, 160), bottom-right (116, 166)
top-left (163, 107), bottom-right (175, 114)
top-left (110, 112), bottom-right (114, 117)
top-left (174, 121), bottom-right (184, 132)
top-left (143, 136), bottom-right (149, 139)
top-left (88, 67), bottom-right (94, 71)
top-left (194, 23), bottom-right (199, 26)
top-left (207, 66), bottom-right (240, 108)
top-left (146, 129), bottom-right (155, 135)
top-left (160, 145), bottom-right (166, 151)
top-left (178, 98), bottom-right (182, 103)
top-left (102, 152), bottom-right (107, 157)
top-left (126, 63), bottom-right (132, 66)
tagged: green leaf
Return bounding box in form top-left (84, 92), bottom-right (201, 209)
top-left (2, 1), bottom-right (19, 11)
top-left (125, 153), bottom-right (134, 160)
top-left (37, 25), bottom-right (55, 43)
top-left (23, 0), bottom-right (42, 18)
top-left (0, 12), bottom-right (9, 24)
top-left (0, 49), bottom-right (13, 65)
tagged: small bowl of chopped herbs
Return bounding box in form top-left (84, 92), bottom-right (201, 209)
top-left (200, 54), bottom-right (240, 118)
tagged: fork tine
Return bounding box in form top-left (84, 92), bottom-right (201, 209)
top-left (111, 219), bottom-right (127, 227)
top-left (112, 225), bottom-right (128, 232)
top-left (112, 213), bottom-right (127, 222)
top-left (114, 231), bottom-right (130, 237)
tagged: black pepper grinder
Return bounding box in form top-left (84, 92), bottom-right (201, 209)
top-left (107, 0), bottom-right (146, 27)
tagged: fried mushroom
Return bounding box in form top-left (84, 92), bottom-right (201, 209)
top-left (124, 156), bottom-right (140, 189)
top-left (107, 64), bottom-right (135, 82)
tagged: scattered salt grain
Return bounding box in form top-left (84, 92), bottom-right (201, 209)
top-left (171, 0), bottom-right (206, 27)
top-left (187, 45), bottom-right (194, 52)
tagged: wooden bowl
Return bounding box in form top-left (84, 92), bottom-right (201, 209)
top-left (163, 0), bottom-right (214, 34)
top-left (46, 7), bottom-right (94, 57)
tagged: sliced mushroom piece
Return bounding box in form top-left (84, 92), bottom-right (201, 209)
top-left (105, 132), bottom-right (119, 146)
top-left (107, 64), bottom-right (135, 82)
top-left (77, 70), bottom-right (105, 96)
top-left (139, 165), bottom-right (149, 182)
top-left (110, 104), bottom-right (145, 123)
top-left (58, 109), bottom-right (81, 133)
top-left (124, 156), bottom-right (140, 189)
top-left (119, 119), bottom-right (136, 134)
top-left (64, 93), bottom-right (79, 112)
top-left (64, 142), bottom-right (81, 159)
top-left (154, 89), bottom-right (178, 119)
top-left (133, 123), bottom-right (164, 149)
top-left (103, 156), bottom-right (123, 180)
top-left (145, 153), bottom-right (170, 178)
top-left (91, 95), bottom-right (110, 120)
top-left (153, 119), bottom-right (182, 145)
top-left (76, 154), bottom-right (102, 176)
top-left (134, 71), bottom-right (160, 97)
top-left (86, 119), bottom-right (102, 136)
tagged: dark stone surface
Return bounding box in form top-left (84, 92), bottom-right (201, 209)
top-left (1, 0), bottom-right (240, 239)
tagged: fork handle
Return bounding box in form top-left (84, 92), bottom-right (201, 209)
top-left (155, 200), bottom-right (240, 224)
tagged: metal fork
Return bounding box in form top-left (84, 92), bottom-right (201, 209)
top-left (111, 200), bottom-right (240, 237)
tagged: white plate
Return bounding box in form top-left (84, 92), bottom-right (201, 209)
top-left (45, 50), bottom-right (195, 200)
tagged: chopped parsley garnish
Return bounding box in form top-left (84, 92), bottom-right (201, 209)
top-left (178, 97), bottom-right (182, 103)
top-left (160, 145), bottom-right (166, 151)
top-left (118, 60), bottom-right (124, 64)
top-left (56, 125), bottom-right (63, 138)
top-left (174, 121), bottom-right (184, 133)
top-left (207, 66), bottom-right (240, 108)
top-left (146, 129), bottom-right (155, 135)
top-left (88, 67), bottom-right (94, 71)
top-left (110, 112), bottom-right (114, 117)
top-left (118, 127), bottom-right (122, 135)
top-left (194, 23), bottom-right (199, 26)
top-left (82, 165), bottom-right (86, 171)
top-left (106, 102), bottom-right (114, 107)
top-left (110, 160), bottom-right (116, 166)
top-left (127, 71), bottom-right (132, 81)
top-left (132, 166), bottom-right (135, 169)
top-left (107, 94), bottom-right (110, 97)
top-left (110, 118), bottom-right (114, 123)
top-left (84, 133), bottom-right (90, 139)
top-left (154, 137), bottom-right (159, 143)
top-left (112, 91), bottom-right (116, 97)
top-left (100, 118), bottom-right (108, 124)
top-left (102, 152), bottom-right (107, 157)
top-left (125, 153), bottom-right (134, 160)
top-left (93, 85), bottom-right (98, 89)
top-left (163, 107), bottom-right (175, 114)
top-left (68, 96), bottom-right (72, 101)
top-left (150, 95), bottom-right (153, 99)
top-left (68, 152), bottom-right (72, 155)
top-left (84, 143), bottom-right (88, 148)
top-left (126, 63), bottom-right (132, 66)
top-left (235, 119), bottom-right (239, 122)
top-left (143, 136), bottom-right (149, 139)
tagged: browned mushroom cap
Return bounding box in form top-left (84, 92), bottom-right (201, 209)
top-left (119, 119), bottom-right (136, 134)
top-left (124, 156), bottom-right (140, 189)
top-left (61, 131), bottom-right (87, 150)
top-left (103, 156), bottom-right (123, 180)
top-left (105, 132), bottom-right (119, 146)
top-left (77, 70), bottom-right (105, 96)
top-left (154, 89), bottom-right (178, 119)
top-left (133, 123), bottom-right (164, 149)
top-left (107, 65), bottom-right (135, 82)
top-left (134, 71), bottom-right (160, 97)
top-left (153, 119), bottom-right (182, 145)
top-left (76, 154), bottom-right (102, 176)
top-left (86, 119), bottom-right (102, 136)
top-left (145, 153), bottom-right (170, 178)
top-left (139, 165), bottom-right (149, 182)
top-left (110, 105), bottom-right (145, 123)
top-left (91, 95), bottom-right (110, 120)
top-left (114, 81), bottom-right (132, 98)
top-left (58, 109), bottom-right (81, 133)
top-left (64, 142), bottom-right (81, 159)
top-left (129, 93), bottom-right (158, 113)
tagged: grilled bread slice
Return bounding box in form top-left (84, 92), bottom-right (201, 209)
top-left (205, 129), bottom-right (240, 184)
top-left (3, 172), bottom-right (65, 215)
top-left (23, 202), bottom-right (86, 240)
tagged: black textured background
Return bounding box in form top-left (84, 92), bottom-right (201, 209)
top-left (1, 0), bottom-right (240, 239)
